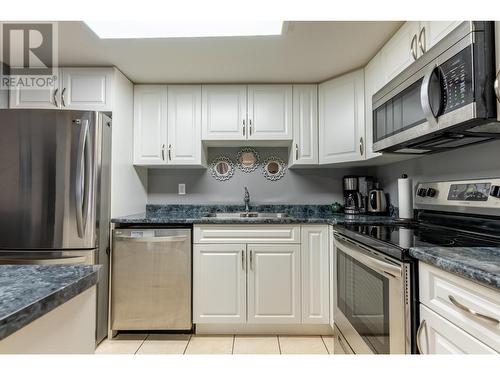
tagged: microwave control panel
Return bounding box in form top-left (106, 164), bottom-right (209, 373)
top-left (439, 45), bottom-right (474, 114)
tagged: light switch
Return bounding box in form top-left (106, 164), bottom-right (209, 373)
top-left (178, 183), bottom-right (186, 195)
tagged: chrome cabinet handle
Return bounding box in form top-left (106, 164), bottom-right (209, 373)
top-left (249, 119), bottom-right (252, 135)
top-left (494, 70), bottom-right (500, 103)
top-left (448, 295), bottom-right (500, 325)
top-left (61, 87), bottom-right (66, 107)
top-left (53, 88), bottom-right (59, 107)
top-left (410, 34), bottom-right (418, 61)
top-left (418, 27), bottom-right (426, 54)
top-left (249, 250), bottom-right (253, 271)
top-left (243, 119), bottom-right (246, 136)
top-left (241, 250), bottom-right (245, 270)
top-left (295, 144), bottom-right (299, 160)
top-left (359, 137), bottom-right (364, 156)
top-left (416, 320), bottom-right (427, 354)
top-left (161, 144), bottom-right (166, 161)
top-left (168, 144), bottom-right (172, 161)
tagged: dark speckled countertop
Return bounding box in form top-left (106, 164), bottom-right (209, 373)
top-left (111, 204), bottom-right (395, 225)
top-left (0, 265), bottom-right (100, 340)
top-left (409, 247), bottom-right (500, 289)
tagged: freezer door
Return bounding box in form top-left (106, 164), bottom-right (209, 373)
top-left (0, 109), bottom-right (99, 249)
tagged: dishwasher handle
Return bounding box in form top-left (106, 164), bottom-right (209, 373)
top-left (114, 235), bottom-right (189, 243)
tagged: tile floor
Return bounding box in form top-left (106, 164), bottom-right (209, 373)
top-left (95, 334), bottom-right (334, 355)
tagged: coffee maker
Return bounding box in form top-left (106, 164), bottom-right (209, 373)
top-left (343, 176), bottom-right (363, 215)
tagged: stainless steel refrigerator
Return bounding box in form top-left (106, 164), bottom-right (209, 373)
top-left (0, 109), bottom-right (112, 344)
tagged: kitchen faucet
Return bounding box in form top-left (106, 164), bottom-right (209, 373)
top-left (244, 187), bottom-right (250, 213)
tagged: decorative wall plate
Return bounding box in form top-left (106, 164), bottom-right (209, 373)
top-left (210, 156), bottom-right (235, 181)
top-left (262, 156), bottom-right (286, 181)
top-left (236, 148), bottom-right (260, 173)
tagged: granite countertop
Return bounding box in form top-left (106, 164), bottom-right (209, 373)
top-left (0, 265), bottom-right (100, 340)
top-left (111, 204), bottom-right (395, 225)
top-left (409, 247), bottom-right (500, 290)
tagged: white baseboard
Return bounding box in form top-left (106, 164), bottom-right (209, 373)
top-left (195, 323), bottom-right (334, 335)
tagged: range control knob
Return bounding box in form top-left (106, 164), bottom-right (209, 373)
top-left (490, 185), bottom-right (500, 198)
top-left (417, 188), bottom-right (428, 197)
top-left (426, 188), bottom-right (437, 197)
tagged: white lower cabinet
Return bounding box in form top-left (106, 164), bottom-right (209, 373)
top-left (193, 224), bottom-right (331, 329)
top-left (301, 226), bottom-right (330, 324)
top-left (193, 244), bottom-right (246, 324)
top-left (418, 263), bottom-right (500, 354)
top-left (247, 244), bottom-right (301, 324)
top-left (419, 305), bottom-right (496, 354)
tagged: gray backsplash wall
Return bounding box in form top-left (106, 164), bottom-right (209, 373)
top-left (148, 147), bottom-right (370, 205)
top-left (374, 139), bottom-right (500, 206)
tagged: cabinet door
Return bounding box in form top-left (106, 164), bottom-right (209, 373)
top-left (301, 226), bottom-right (329, 324)
top-left (60, 68), bottom-right (113, 111)
top-left (133, 85), bottom-right (167, 165)
top-left (9, 85), bottom-right (59, 109)
top-left (193, 244), bottom-right (247, 324)
top-left (247, 85), bottom-right (292, 140)
top-left (419, 21), bottom-right (461, 53)
top-left (364, 53), bottom-right (384, 160)
top-left (166, 85), bottom-right (202, 165)
top-left (247, 244), bottom-right (301, 324)
top-left (202, 85), bottom-right (247, 140)
top-left (290, 84), bottom-right (318, 165)
top-left (319, 69), bottom-right (365, 164)
top-left (382, 22), bottom-right (420, 81)
top-left (418, 305), bottom-right (496, 354)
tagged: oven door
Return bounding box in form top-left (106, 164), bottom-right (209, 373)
top-left (333, 233), bottom-right (410, 354)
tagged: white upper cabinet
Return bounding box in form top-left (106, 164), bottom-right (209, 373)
top-left (9, 84), bottom-right (59, 109)
top-left (9, 67), bottom-right (113, 111)
top-left (193, 244), bottom-right (247, 324)
top-left (167, 85), bottom-right (202, 164)
top-left (301, 225), bottom-right (330, 324)
top-left (247, 244), bottom-right (301, 324)
top-left (133, 85), bottom-right (203, 166)
top-left (133, 85), bottom-right (167, 165)
top-left (247, 85), bottom-right (293, 140)
top-left (319, 69), bottom-right (365, 164)
top-left (419, 21), bottom-right (462, 53)
top-left (364, 53), bottom-right (385, 160)
top-left (382, 22), bottom-right (421, 81)
top-left (202, 85), bottom-right (247, 140)
top-left (60, 68), bottom-right (113, 110)
top-left (290, 84), bottom-right (318, 166)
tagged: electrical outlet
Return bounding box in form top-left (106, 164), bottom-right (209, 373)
top-left (178, 183), bottom-right (186, 195)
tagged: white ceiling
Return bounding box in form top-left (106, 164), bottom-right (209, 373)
top-left (58, 21), bottom-right (402, 83)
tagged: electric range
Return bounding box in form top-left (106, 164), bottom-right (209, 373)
top-left (332, 178), bottom-right (500, 355)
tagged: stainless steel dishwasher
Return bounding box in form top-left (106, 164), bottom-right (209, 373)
top-left (110, 228), bottom-right (192, 331)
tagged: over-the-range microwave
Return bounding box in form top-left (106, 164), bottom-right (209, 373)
top-left (372, 21), bottom-right (500, 154)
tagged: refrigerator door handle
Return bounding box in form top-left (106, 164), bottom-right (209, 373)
top-left (75, 119), bottom-right (91, 238)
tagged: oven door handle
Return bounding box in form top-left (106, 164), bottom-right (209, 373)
top-left (334, 233), bottom-right (402, 278)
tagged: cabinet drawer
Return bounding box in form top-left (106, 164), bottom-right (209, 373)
top-left (419, 305), bottom-right (496, 354)
top-left (419, 263), bottom-right (500, 352)
top-left (194, 225), bottom-right (300, 244)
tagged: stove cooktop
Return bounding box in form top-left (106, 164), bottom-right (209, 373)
top-left (342, 223), bottom-right (500, 250)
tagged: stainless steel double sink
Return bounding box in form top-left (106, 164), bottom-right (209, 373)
top-left (204, 212), bottom-right (289, 219)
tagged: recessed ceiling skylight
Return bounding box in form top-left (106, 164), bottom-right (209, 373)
top-left (84, 20), bottom-right (284, 39)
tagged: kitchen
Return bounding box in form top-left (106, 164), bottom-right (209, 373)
top-left (1, 2), bottom-right (500, 373)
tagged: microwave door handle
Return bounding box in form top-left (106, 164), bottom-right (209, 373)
top-left (420, 65), bottom-right (439, 128)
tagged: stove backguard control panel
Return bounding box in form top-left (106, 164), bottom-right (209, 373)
top-left (415, 178), bottom-right (500, 215)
